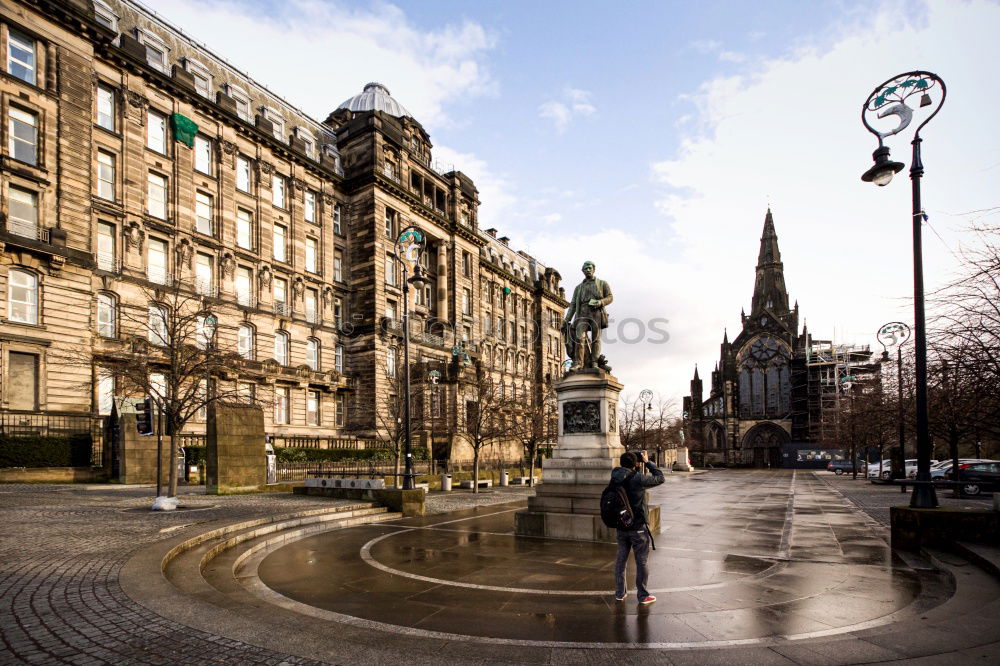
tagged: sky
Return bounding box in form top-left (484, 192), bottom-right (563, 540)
top-left (150, 0), bottom-right (1000, 409)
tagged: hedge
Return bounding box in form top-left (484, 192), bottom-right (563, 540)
top-left (182, 445), bottom-right (429, 466)
top-left (0, 434), bottom-right (93, 468)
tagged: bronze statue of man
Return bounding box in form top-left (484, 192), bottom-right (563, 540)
top-left (563, 261), bottom-right (613, 371)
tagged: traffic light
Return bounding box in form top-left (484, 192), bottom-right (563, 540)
top-left (136, 396), bottom-right (154, 436)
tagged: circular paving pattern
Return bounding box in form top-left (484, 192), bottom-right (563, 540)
top-left (248, 472), bottom-right (952, 647)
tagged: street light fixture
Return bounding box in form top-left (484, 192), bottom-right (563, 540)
top-left (395, 225), bottom-right (427, 491)
top-left (638, 389), bottom-right (652, 460)
top-left (861, 71), bottom-right (946, 509)
top-left (877, 322), bottom-right (911, 480)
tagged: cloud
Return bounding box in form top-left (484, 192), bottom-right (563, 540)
top-left (647, 0), bottom-right (1000, 402)
top-left (691, 39), bottom-right (723, 53)
top-left (150, 0), bottom-right (496, 129)
top-left (718, 51), bottom-right (747, 63)
top-left (541, 213), bottom-right (563, 224)
top-left (431, 144), bottom-right (516, 232)
top-left (539, 87), bottom-right (596, 133)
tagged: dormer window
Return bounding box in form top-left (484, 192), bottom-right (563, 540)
top-left (262, 106), bottom-right (285, 141)
top-left (185, 58), bottom-right (212, 98)
top-left (226, 83), bottom-right (251, 121)
top-left (136, 30), bottom-right (169, 74)
top-left (93, 1), bottom-right (119, 32)
top-left (294, 127), bottom-right (316, 158)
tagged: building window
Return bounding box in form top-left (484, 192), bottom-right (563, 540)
top-left (149, 372), bottom-right (166, 405)
top-left (301, 136), bottom-right (315, 160)
top-left (194, 253), bottom-right (213, 295)
top-left (236, 208), bottom-right (253, 250)
top-left (195, 191), bottom-right (213, 235)
top-left (264, 108), bottom-right (285, 141)
top-left (385, 253), bottom-right (396, 286)
top-left (335, 394), bottom-right (345, 427)
top-left (304, 288), bottom-right (318, 324)
top-left (462, 288), bottom-right (471, 315)
top-left (272, 174), bottom-right (285, 208)
top-left (386, 300), bottom-right (397, 323)
top-left (305, 238), bottom-right (318, 273)
top-left (307, 390), bottom-right (320, 426)
top-left (334, 250), bottom-right (343, 282)
top-left (272, 224), bottom-right (286, 262)
top-left (236, 155), bottom-right (252, 192)
top-left (304, 191), bottom-right (317, 223)
top-left (274, 386), bottom-right (289, 424)
top-left (227, 84), bottom-right (251, 122)
top-left (93, 1), bottom-right (118, 32)
top-left (96, 84), bottom-right (116, 131)
top-left (146, 110), bottom-right (166, 152)
top-left (462, 251), bottom-right (471, 277)
top-left (147, 172), bottom-right (167, 219)
top-left (7, 352), bottom-right (38, 410)
top-left (387, 348), bottom-right (396, 377)
top-left (194, 135), bottom-right (212, 174)
top-left (97, 222), bottom-right (115, 271)
top-left (237, 324), bottom-right (254, 360)
top-left (97, 293), bottom-right (116, 338)
top-left (333, 297), bottom-right (343, 329)
top-left (137, 31), bottom-right (168, 73)
top-left (306, 338), bottom-right (319, 371)
top-left (186, 59), bottom-right (212, 98)
top-left (333, 204), bottom-right (342, 234)
top-left (147, 238), bottom-right (167, 284)
top-left (235, 266), bottom-right (253, 307)
top-left (7, 186), bottom-right (38, 238)
top-left (148, 304), bottom-right (168, 346)
top-left (97, 151), bottom-right (115, 200)
top-left (8, 107), bottom-right (37, 165)
top-left (384, 207), bottom-right (396, 239)
top-left (274, 331), bottom-right (289, 366)
top-left (7, 268), bottom-right (38, 324)
top-left (273, 277), bottom-right (288, 316)
top-left (335, 344), bottom-right (344, 373)
top-left (97, 369), bottom-right (115, 416)
top-left (7, 29), bottom-right (35, 85)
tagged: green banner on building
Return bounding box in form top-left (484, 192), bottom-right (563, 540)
top-left (170, 113), bottom-right (198, 147)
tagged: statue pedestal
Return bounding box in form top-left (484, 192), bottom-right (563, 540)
top-left (673, 446), bottom-right (693, 471)
top-left (514, 369), bottom-right (660, 542)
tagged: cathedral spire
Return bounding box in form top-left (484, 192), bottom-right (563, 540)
top-left (751, 208), bottom-right (790, 318)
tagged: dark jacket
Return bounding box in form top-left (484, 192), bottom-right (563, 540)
top-left (610, 462), bottom-right (664, 528)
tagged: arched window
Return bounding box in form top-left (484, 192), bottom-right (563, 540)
top-left (97, 293), bottom-right (116, 338)
top-left (237, 324), bottom-right (254, 360)
top-left (8, 268), bottom-right (38, 324)
top-left (306, 338), bottom-right (320, 371)
top-left (274, 331), bottom-right (289, 365)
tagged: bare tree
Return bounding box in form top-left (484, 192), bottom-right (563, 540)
top-left (72, 282), bottom-right (259, 498)
top-left (369, 353), bottom-right (427, 486)
top-left (618, 394), bottom-right (643, 450)
top-left (512, 388), bottom-right (557, 487)
top-left (460, 362), bottom-right (519, 493)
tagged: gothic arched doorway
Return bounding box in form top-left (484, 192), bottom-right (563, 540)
top-left (742, 422), bottom-right (789, 468)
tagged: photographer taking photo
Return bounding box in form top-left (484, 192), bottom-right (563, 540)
top-left (609, 450), bottom-right (664, 604)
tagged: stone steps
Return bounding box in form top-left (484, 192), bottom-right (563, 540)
top-left (161, 502), bottom-right (403, 606)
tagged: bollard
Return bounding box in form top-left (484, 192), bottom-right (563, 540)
top-left (500, 471), bottom-right (509, 487)
top-left (441, 474), bottom-right (452, 492)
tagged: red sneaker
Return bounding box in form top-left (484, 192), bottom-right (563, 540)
top-left (639, 595), bottom-right (657, 605)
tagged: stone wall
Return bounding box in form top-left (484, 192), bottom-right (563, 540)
top-left (118, 413), bottom-right (173, 485)
top-left (205, 403), bottom-right (265, 494)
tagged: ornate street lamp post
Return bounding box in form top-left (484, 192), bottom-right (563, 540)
top-left (395, 225), bottom-right (427, 490)
top-left (861, 71), bottom-right (946, 508)
top-left (877, 322), bottom-right (911, 481)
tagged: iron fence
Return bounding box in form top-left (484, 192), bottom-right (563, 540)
top-left (0, 411), bottom-right (104, 466)
top-left (276, 457), bottom-right (529, 483)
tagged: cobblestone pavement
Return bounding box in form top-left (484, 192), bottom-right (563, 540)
top-left (811, 471), bottom-right (993, 526)
top-left (0, 483), bottom-right (535, 665)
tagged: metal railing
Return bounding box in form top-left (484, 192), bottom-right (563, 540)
top-left (304, 309), bottom-right (320, 325)
top-left (274, 301), bottom-right (292, 317)
top-left (95, 252), bottom-right (121, 273)
top-left (0, 410), bottom-right (104, 466)
top-left (236, 291), bottom-right (257, 308)
top-left (4, 220), bottom-right (50, 242)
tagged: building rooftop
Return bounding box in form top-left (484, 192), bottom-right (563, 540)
top-left (337, 82), bottom-right (412, 118)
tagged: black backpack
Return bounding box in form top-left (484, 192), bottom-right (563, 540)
top-left (600, 470), bottom-right (636, 529)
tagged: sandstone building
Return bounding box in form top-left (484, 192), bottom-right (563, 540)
top-left (0, 0), bottom-right (566, 463)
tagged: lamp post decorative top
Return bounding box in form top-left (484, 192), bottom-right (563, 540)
top-left (877, 321), bottom-right (912, 353)
top-left (862, 71), bottom-right (946, 143)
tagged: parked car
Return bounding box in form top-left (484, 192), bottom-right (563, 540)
top-left (868, 459), bottom-right (933, 480)
top-left (827, 460), bottom-right (858, 475)
top-left (936, 461), bottom-right (1000, 494)
top-left (930, 459), bottom-right (992, 480)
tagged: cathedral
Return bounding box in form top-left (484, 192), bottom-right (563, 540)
top-left (683, 210), bottom-right (877, 468)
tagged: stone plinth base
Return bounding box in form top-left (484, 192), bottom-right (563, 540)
top-left (294, 486), bottom-right (425, 517)
top-left (672, 446), bottom-right (693, 471)
top-left (516, 504), bottom-right (660, 543)
top-left (890, 505), bottom-right (1000, 551)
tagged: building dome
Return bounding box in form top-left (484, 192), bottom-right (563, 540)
top-left (336, 82), bottom-right (412, 118)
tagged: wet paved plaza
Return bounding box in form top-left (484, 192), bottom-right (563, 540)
top-left (253, 471), bottom-right (951, 647)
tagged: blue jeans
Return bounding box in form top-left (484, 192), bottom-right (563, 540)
top-left (614, 527), bottom-right (650, 599)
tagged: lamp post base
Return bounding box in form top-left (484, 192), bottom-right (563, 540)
top-left (909, 483), bottom-right (939, 509)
